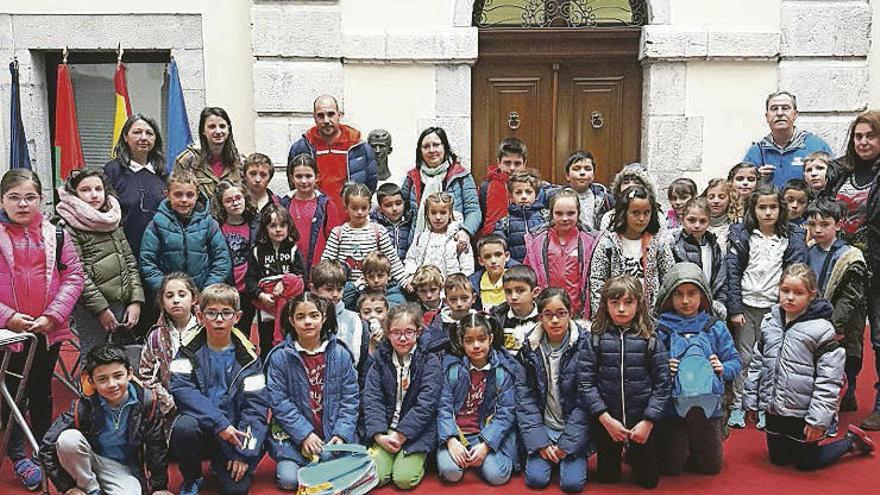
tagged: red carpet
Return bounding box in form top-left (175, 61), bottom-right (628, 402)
top-left (1, 343), bottom-right (877, 494)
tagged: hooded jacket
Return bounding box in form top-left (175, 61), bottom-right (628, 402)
top-left (742, 128), bottom-right (833, 188)
top-left (494, 201), bottom-right (549, 262)
top-left (401, 162), bottom-right (482, 237)
top-left (669, 229), bottom-right (727, 317)
top-left (742, 299), bottom-right (844, 429)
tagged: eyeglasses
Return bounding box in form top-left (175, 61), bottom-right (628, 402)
top-left (420, 142), bottom-right (443, 151)
top-left (4, 194), bottom-right (41, 205)
top-left (223, 195), bottom-right (244, 205)
top-left (539, 310), bottom-right (570, 321)
top-left (203, 309), bottom-right (236, 321)
top-left (389, 329), bottom-right (418, 340)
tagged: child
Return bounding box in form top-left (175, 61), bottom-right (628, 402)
top-left (358, 289), bottom-right (389, 354)
top-left (666, 177), bottom-right (698, 229)
top-left (310, 260), bottom-right (370, 375)
top-left (479, 137), bottom-right (529, 237)
top-left (243, 152), bottom-right (281, 215)
top-left (563, 150), bottom-right (612, 231)
top-left (804, 151), bottom-right (832, 197)
top-left (579, 275), bottom-right (671, 488)
top-left (437, 274), bottom-right (480, 355)
top-left (245, 204), bottom-right (306, 359)
top-left (214, 180), bottom-right (260, 336)
top-left (285, 153), bottom-right (338, 281)
top-left (169, 284), bottom-right (269, 495)
top-left (56, 166), bottom-right (144, 355)
top-left (436, 313), bottom-right (519, 486)
top-left (265, 292), bottom-right (360, 491)
top-left (140, 273), bottom-right (200, 417)
top-left (469, 234), bottom-right (515, 311)
top-left (363, 303), bottom-right (443, 489)
top-left (0, 169), bottom-right (84, 490)
top-left (409, 265), bottom-right (443, 326)
top-left (526, 189), bottom-right (597, 319)
top-left (494, 169), bottom-right (548, 262)
top-left (670, 197), bottom-right (728, 318)
top-left (358, 251), bottom-right (406, 309)
top-left (599, 163), bottom-right (656, 231)
top-left (515, 288), bottom-right (589, 492)
top-left (743, 264), bottom-right (875, 470)
top-left (806, 199), bottom-right (868, 411)
top-left (404, 192), bottom-right (474, 281)
top-left (727, 163), bottom-right (759, 216)
top-left (371, 183), bottom-right (414, 261)
top-left (702, 178), bottom-right (738, 252)
top-left (41, 344), bottom-right (172, 495)
top-left (726, 183), bottom-right (807, 428)
top-left (782, 178), bottom-right (811, 227)
top-left (492, 264), bottom-right (541, 356)
top-left (654, 263), bottom-right (740, 475)
top-left (589, 185), bottom-right (674, 318)
top-left (139, 170), bottom-right (232, 293)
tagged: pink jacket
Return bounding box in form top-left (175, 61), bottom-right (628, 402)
top-left (0, 214), bottom-right (85, 346)
top-left (524, 228), bottom-right (597, 320)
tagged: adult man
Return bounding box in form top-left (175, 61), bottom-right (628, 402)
top-left (289, 95), bottom-right (377, 212)
top-left (742, 91), bottom-right (833, 188)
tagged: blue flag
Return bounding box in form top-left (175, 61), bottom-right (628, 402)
top-left (166, 58), bottom-right (192, 173)
top-left (9, 60), bottom-right (31, 169)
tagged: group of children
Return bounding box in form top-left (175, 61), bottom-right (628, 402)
top-left (0, 134), bottom-right (876, 494)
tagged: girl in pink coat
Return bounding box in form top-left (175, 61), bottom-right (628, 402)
top-left (0, 169), bottom-right (84, 490)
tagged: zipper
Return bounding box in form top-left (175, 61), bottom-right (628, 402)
top-left (769, 316), bottom-right (789, 411)
top-left (619, 329), bottom-right (627, 427)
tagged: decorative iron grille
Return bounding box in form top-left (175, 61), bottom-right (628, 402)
top-left (473, 0), bottom-right (647, 28)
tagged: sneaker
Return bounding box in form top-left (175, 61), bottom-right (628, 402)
top-left (179, 477), bottom-right (205, 495)
top-left (840, 395), bottom-right (858, 412)
top-left (860, 410), bottom-right (880, 431)
top-left (728, 408), bottom-right (746, 428)
top-left (827, 416), bottom-right (839, 437)
top-left (756, 411), bottom-right (766, 430)
top-left (846, 425), bottom-right (876, 455)
top-left (13, 457), bottom-right (42, 491)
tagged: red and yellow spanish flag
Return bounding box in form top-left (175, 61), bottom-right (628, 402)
top-left (110, 62), bottom-right (132, 156)
top-left (53, 63), bottom-right (84, 183)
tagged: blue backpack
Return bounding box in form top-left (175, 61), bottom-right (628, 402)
top-left (672, 340), bottom-right (720, 418)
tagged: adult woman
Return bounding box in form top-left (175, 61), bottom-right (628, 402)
top-left (103, 114), bottom-right (166, 257)
top-left (400, 127), bottom-right (481, 251)
top-left (173, 106), bottom-right (243, 199)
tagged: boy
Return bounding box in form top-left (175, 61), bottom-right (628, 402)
top-left (409, 265), bottom-right (444, 326)
top-left (479, 138), bottom-right (529, 237)
top-left (804, 151), bottom-right (832, 197)
top-left (353, 251), bottom-right (406, 310)
top-left (243, 153), bottom-right (281, 215)
top-left (783, 178), bottom-right (811, 227)
top-left (140, 170), bottom-right (232, 293)
top-left (168, 284), bottom-right (268, 495)
top-left (371, 183), bottom-right (413, 261)
top-left (469, 234), bottom-right (516, 311)
top-left (41, 344), bottom-right (172, 495)
top-left (311, 260), bottom-right (370, 374)
top-left (493, 169), bottom-right (548, 262)
top-left (564, 150), bottom-right (612, 231)
top-left (491, 264), bottom-right (541, 356)
top-left (806, 199), bottom-right (868, 411)
top-left (436, 274), bottom-right (479, 354)
top-left (357, 289), bottom-right (389, 353)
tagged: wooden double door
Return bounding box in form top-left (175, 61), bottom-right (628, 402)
top-left (471, 29), bottom-right (642, 187)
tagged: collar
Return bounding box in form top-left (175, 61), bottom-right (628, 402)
top-left (392, 344), bottom-right (416, 368)
top-left (507, 304), bottom-right (538, 320)
top-left (468, 360), bottom-right (492, 372)
top-left (98, 382), bottom-right (138, 412)
top-left (295, 339), bottom-right (329, 355)
top-left (128, 159), bottom-right (155, 174)
top-left (480, 271), bottom-right (504, 290)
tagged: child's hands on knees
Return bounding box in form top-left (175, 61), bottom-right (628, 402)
top-left (539, 445), bottom-right (561, 463)
top-left (302, 432), bottom-right (324, 456)
top-left (629, 420), bottom-right (654, 444)
top-left (730, 314), bottom-right (745, 329)
top-left (804, 424), bottom-right (826, 442)
top-left (668, 358), bottom-right (679, 375)
top-left (446, 437), bottom-right (469, 467)
top-left (466, 442), bottom-right (490, 467)
top-left (599, 412), bottom-right (630, 443)
top-left (709, 354), bottom-right (723, 374)
top-left (227, 460), bottom-right (248, 482)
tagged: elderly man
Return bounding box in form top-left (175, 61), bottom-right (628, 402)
top-left (289, 95), bottom-right (377, 213)
top-left (743, 91), bottom-right (832, 188)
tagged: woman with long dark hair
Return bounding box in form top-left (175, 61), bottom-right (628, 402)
top-left (173, 106), bottom-right (244, 199)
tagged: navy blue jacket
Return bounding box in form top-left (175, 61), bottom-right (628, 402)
top-left (578, 327), bottom-right (672, 427)
top-left (103, 158), bottom-right (166, 256)
top-left (371, 208), bottom-right (414, 262)
top-left (725, 223), bottom-right (808, 315)
top-left (515, 323), bottom-right (590, 456)
top-left (670, 229), bottom-right (727, 308)
top-left (494, 202), bottom-right (548, 262)
top-left (363, 337), bottom-right (443, 454)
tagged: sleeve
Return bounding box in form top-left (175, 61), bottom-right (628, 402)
top-left (806, 330), bottom-right (846, 429)
top-left (742, 340), bottom-right (765, 411)
top-left (117, 230), bottom-right (145, 304)
top-left (459, 174), bottom-right (482, 237)
top-left (395, 352), bottom-right (443, 443)
top-left (492, 216), bottom-right (509, 242)
top-left (725, 232), bottom-right (746, 316)
top-left (644, 338), bottom-right (672, 423)
top-left (44, 230), bottom-right (85, 326)
top-left (362, 359), bottom-right (390, 441)
top-left (436, 366), bottom-right (459, 443)
top-left (742, 144), bottom-right (762, 166)
top-left (712, 243), bottom-right (728, 309)
top-left (244, 246), bottom-right (262, 298)
top-left (138, 339), bottom-right (176, 416)
top-left (233, 363), bottom-right (270, 463)
top-left (39, 404), bottom-right (79, 493)
top-left (68, 230), bottom-right (109, 315)
top-left (588, 237), bottom-right (610, 317)
top-left (363, 143), bottom-right (378, 193)
top-left (514, 356), bottom-right (551, 453)
top-left (444, 236), bottom-right (461, 275)
top-left (266, 352), bottom-right (315, 445)
top-left (378, 227), bottom-right (407, 284)
top-left (712, 321), bottom-right (742, 383)
top-left (205, 220), bottom-right (233, 287)
top-left (478, 365), bottom-right (518, 452)
top-left (139, 222), bottom-right (165, 293)
top-left (403, 234), bottom-right (423, 279)
top-left (144, 398), bottom-right (170, 490)
top-left (783, 227), bottom-right (808, 266)
top-left (578, 336), bottom-right (608, 417)
top-left (330, 351), bottom-right (361, 442)
top-left (169, 357), bottom-right (232, 435)
top-left (655, 238), bottom-right (675, 289)
top-left (557, 398), bottom-right (590, 456)
top-left (830, 269), bottom-right (866, 335)
top-left (321, 226), bottom-right (341, 263)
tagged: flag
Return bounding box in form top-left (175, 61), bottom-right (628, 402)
top-left (166, 57), bottom-right (193, 173)
top-left (9, 60), bottom-right (31, 170)
top-left (110, 62), bottom-right (132, 157)
top-left (54, 63), bottom-right (84, 182)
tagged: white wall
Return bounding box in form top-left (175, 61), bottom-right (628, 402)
top-left (341, 0), bottom-right (454, 29)
top-left (871, 0), bottom-right (880, 108)
top-left (671, 0), bottom-right (780, 27)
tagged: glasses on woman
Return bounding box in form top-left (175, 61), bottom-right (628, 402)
top-left (389, 329), bottom-right (417, 340)
top-left (539, 310), bottom-right (570, 321)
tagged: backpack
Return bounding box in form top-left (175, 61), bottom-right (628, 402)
top-left (296, 443), bottom-right (378, 495)
top-left (55, 224), bottom-right (67, 271)
top-left (672, 341), bottom-right (720, 418)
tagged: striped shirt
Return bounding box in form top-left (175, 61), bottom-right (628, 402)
top-left (321, 222), bottom-right (407, 284)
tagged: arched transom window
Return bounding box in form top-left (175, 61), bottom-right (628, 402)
top-left (473, 0), bottom-right (648, 28)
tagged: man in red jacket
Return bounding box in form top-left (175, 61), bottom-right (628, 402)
top-left (478, 138), bottom-right (528, 237)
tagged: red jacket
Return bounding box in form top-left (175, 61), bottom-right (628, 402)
top-left (478, 164), bottom-right (510, 237)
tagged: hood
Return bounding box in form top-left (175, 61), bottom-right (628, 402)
top-left (780, 297), bottom-right (833, 326)
top-left (657, 311), bottom-right (713, 336)
top-left (524, 320), bottom-right (580, 350)
top-left (758, 127), bottom-right (809, 153)
top-left (609, 162), bottom-right (655, 198)
top-left (655, 262), bottom-right (713, 315)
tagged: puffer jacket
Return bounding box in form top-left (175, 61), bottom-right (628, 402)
top-left (363, 337), bottom-right (443, 454)
top-left (265, 334), bottom-right (360, 462)
top-left (371, 207), bottom-right (414, 261)
top-left (494, 202), bottom-right (548, 262)
top-left (139, 195), bottom-right (232, 293)
top-left (743, 299), bottom-right (844, 429)
top-left (0, 211), bottom-right (84, 346)
top-left (173, 144), bottom-right (244, 200)
top-left (669, 229), bottom-right (727, 317)
top-left (288, 125), bottom-right (378, 194)
top-left (41, 382), bottom-right (167, 493)
top-left (515, 322), bottom-right (590, 456)
top-left (819, 244), bottom-right (868, 358)
top-left (401, 161), bottom-right (482, 236)
top-left (524, 228), bottom-right (598, 319)
top-left (578, 325), bottom-right (672, 427)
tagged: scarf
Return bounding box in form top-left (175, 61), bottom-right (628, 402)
top-left (414, 159), bottom-right (451, 234)
top-left (55, 187), bottom-right (121, 233)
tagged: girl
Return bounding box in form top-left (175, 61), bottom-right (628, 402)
top-left (0, 169), bottom-right (84, 490)
top-left (139, 272), bottom-right (200, 417)
top-left (589, 185), bottom-right (675, 318)
top-left (669, 197), bottom-right (727, 318)
top-left (265, 292), bottom-right (360, 491)
top-left (285, 153), bottom-right (339, 281)
top-left (743, 264), bottom-right (874, 470)
top-left (214, 180), bottom-right (259, 335)
top-left (598, 162), bottom-right (656, 230)
top-left (726, 183), bottom-right (807, 429)
top-left (524, 188), bottom-right (597, 319)
top-left (702, 178), bottom-right (738, 251)
top-left (174, 106), bottom-right (244, 199)
top-left (665, 177), bottom-right (698, 229)
top-left (246, 204), bottom-right (305, 359)
top-left (56, 167), bottom-right (144, 356)
top-left (436, 314), bottom-right (519, 486)
top-left (516, 288), bottom-right (589, 492)
top-left (579, 275), bottom-right (671, 488)
top-left (363, 303), bottom-right (443, 490)
top-left (404, 192), bottom-right (474, 282)
top-left (727, 163), bottom-right (759, 217)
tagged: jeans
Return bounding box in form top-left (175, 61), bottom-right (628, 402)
top-left (524, 427), bottom-right (587, 492)
top-left (170, 415), bottom-right (255, 495)
top-left (436, 434), bottom-right (512, 486)
top-left (732, 305), bottom-right (772, 409)
top-left (765, 414), bottom-right (853, 470)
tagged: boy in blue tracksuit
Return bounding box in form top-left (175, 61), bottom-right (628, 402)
top-left (654, 263), bottom-right (741, 475)
top-left (169, 284), bottom-right (269, 495)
